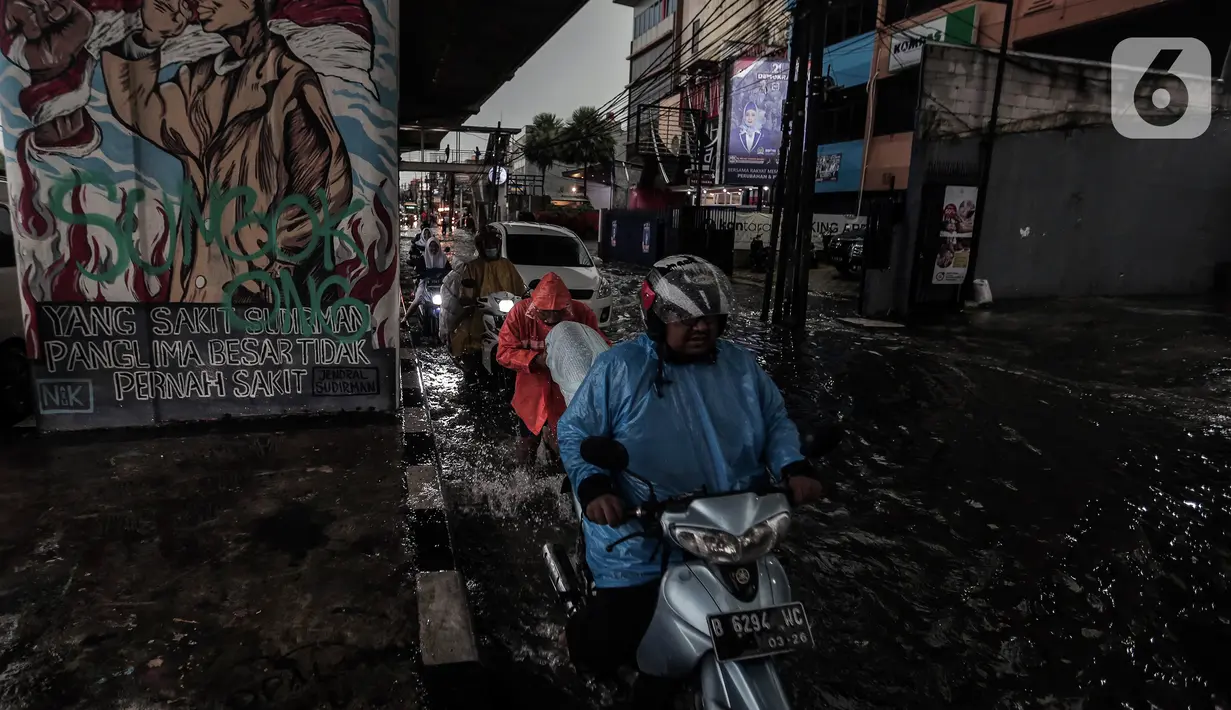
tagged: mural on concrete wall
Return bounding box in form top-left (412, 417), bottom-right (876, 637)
top-left (0, 0), bottom-right (399, 427)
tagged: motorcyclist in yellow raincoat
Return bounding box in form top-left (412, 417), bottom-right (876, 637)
top-left (439, 226), bottom-right (527, 370)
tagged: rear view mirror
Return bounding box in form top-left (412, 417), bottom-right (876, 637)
top-left (801, 423), bottom-right (843, 457)
top-left (591, 256), bottom-right (604, 267)
top-left (580, 436), bottom-right (629, 472)
top-left (461, 278), bottom-right (478, 288)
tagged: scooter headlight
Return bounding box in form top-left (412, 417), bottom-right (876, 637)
top-left (498, 299), bottom-right (515, 313)
top-left (670, 513), bottom-right (791, 564)
top-left (431, 294), bottom-right (443, 305)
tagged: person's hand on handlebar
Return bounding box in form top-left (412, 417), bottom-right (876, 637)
top-left (585, 493), bottom-right (625, 526)
top-left (782, 460), bottom-right (824, 505)
top-left (787, 476), bottom-right (824, 505)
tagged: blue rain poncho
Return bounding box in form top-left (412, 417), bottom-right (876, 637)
top-left (557, 333), bottom-right (805, 589)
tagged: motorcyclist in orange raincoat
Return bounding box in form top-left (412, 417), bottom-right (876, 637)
top-left (496, 272), bottom-right (608, 461)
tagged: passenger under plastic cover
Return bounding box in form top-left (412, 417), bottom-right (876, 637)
top-left (545, 320), bottom-right (612, 407)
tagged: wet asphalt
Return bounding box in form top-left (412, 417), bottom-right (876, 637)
top-left (0, 230), bottom-right (1226, 709)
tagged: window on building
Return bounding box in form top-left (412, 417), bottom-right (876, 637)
top-left (692, 18), bottom-right (700, 54)
top-left (817, 87), bottom-right (869, 145)
top-left (872, 67), bottom-right (920, 136)
top-left (824, 0), bottom-right (879, 46)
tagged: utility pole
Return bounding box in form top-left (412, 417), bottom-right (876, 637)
top-left (768, 2), bottom-right (817, 324)
top-left (787, 0), bottom-right (830, 331)
top-left (487, 121), bottom-right (503, 226)
top-left (770, 0), bottom-right (827, 327)
top-left (962, 0), bottom-right (1014, 303)
top-left (762, 10), bottom-right (809, 323)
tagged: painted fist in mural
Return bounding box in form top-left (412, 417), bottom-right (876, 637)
top-left (140, 0), bottom-right (191, 47)
top-left (3, 0), bottom-right (94, 75)
top-left (3, 0), bottom-right (94, 147)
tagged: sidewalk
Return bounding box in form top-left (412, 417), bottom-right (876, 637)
top-left (0, 421), bottom-right (420, 708)
top-left (730, 263), bottom-right (861, 299)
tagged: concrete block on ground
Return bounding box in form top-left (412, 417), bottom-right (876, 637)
top-left (403, 406), bottom-right (430, 434)
top-left (406, 464), bottom-right (445, 510)
top-left (836, 317), bottom-right (906, 329)
top-left (418, 570), bottom-right (479, 666)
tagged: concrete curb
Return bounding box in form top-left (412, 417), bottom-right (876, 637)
top-left (399, 347), bottom-right (481, 677)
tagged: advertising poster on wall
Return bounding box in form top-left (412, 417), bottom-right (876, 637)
top-left (931, 186), bottom-right (978, 285)
top-left (813, 140), bottom-right (864, 193)
top-left (889, 5), bottom-right (977, 72)
top-left (731, 212), bottom-right (865, 250)
top-left (816, 154), bottom-right (842, 182)
top-left (685, 74), bottom-right (724, 187)
top-left (724, 57), bottom-right (789, 186)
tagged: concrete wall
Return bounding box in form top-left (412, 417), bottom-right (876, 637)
top-left (918, 42), bottom-right (1231, 139)
top-left (864, 133), bottom-right (913, 190)
top-left (0, 0), bottom-right (400, 430)
top-left (915, 43), bottom-right (1231, 299)
top-left (1011, 0), bottom-right (1170, 44)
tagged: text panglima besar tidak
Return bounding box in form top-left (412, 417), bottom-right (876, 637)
top-left (39, 303), bottom-right (380, 402)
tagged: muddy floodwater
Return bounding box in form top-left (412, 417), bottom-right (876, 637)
top-left (0, 234), bottom-right (1225, 709)
top-left (418, 253), bottom-right (1231, 709)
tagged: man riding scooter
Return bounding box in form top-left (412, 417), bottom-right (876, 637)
top-left (556, 255), bottom-right (825, 708)
top-left (439, 226), bottom-right (526, 374)
top-left (497, 273), bottom-right (607, 463)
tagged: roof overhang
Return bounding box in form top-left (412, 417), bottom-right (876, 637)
top-left (399, 0), bottom-right (588, 150)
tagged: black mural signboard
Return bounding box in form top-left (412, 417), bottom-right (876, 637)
top-left (33, 302), bottom-right (395, 428)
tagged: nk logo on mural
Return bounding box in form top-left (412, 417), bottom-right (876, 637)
top-left (1111, 38), bottom-right (1212, 140)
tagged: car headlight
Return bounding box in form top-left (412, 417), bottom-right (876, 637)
top-left (596, 277), bottom-right (612, 299)
top-left (670, 513), bottom-right (791, 564)
top-left (498, 299), bottom-right (515, 313)
top-left (431, 294), bottom-right (443, 305)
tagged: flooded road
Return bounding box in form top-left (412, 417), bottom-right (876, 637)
top-left (419, 252), bottom-right (1231, 709)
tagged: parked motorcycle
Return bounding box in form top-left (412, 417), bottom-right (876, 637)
top-left (544, 427), bottom-right (843, 709)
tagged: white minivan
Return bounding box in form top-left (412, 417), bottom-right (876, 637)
top-left (495, 221), bottom-right (613, 328)
top-left (0, 184), bottom-right (31, 422)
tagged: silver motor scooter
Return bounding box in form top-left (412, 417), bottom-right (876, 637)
top-left (544, 431), bottom-right (840, 709)
top-left (479, 290), bottom-right (520, 379)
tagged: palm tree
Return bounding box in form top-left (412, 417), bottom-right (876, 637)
top-left (561, 106), bottom-right (617, 197)
top-left (523, 112), bottom-right (563, 195)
